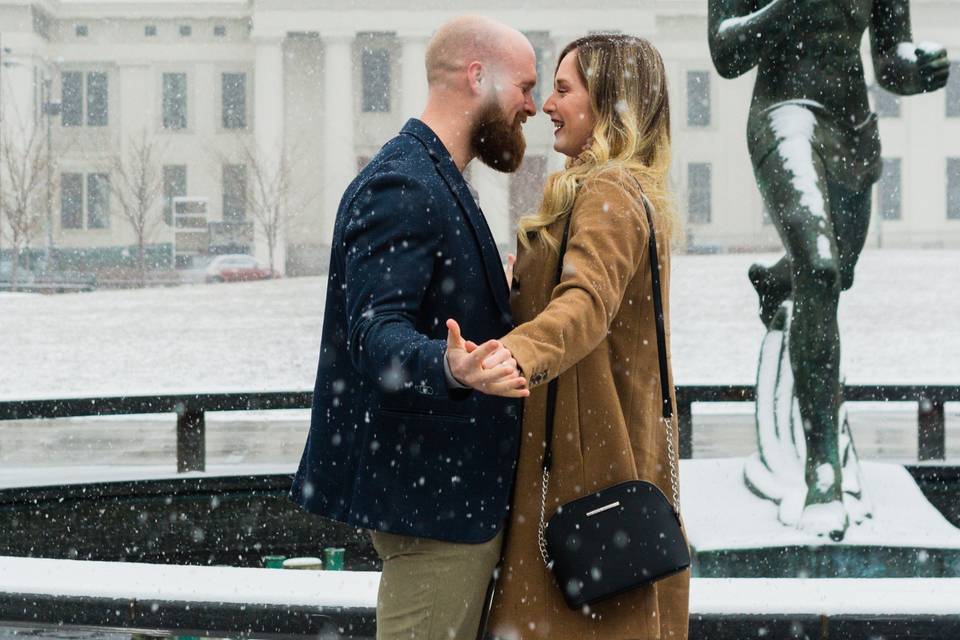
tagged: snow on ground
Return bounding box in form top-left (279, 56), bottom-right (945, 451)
top-left (1, 277), bottom-right (324, 401)
top-left (1, 249), bottom-right (958, 401)
top-left (669, 249), bottom-right (960, 385)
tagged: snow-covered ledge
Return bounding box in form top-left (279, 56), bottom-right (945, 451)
top-left (0, 556), bottom-right (379, 609)
top-left (2, 556), bottom-right (960, 619)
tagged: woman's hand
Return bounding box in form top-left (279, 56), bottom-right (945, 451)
top-left (445, 319), bottom-right (529, 398)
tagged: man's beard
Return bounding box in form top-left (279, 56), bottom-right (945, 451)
top-left (470, 98), bottom-right (526, 173)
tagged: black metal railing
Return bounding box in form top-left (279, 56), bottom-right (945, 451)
top-left (0, 392), bottom-right (310, 472)
top-left (674, 384), bottom-right (958, 461)
top-left (1, 385), bottom-right (956, 472)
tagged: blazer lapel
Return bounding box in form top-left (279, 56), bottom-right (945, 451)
top-left (401, 119), bottom-right (513, 321)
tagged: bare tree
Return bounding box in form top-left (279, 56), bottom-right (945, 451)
top-left (0, 120), bottom-right (55, 292)
top-left (245, 141), bottom-right (287, 274)
top-left (213, 138), bottom-right (317, 274)
top-left (109, 130), bottom-right (165, 287)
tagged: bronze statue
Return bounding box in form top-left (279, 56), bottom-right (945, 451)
top-left (708, 0), bottom-right (949, 539)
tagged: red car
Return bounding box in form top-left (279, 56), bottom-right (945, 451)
top-left (205, 254), bottom-right (275, 283)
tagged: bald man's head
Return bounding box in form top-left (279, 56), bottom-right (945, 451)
top-left (425, 16), bottom-right (530, 88)
top-left (421, 16), bottom-right (538, 173)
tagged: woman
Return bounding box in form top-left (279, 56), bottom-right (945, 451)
top-left (481, 34), bottom-right (689, 640)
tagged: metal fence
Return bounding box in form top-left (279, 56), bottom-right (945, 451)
top-left (1, 385), bottom-right (955, 472)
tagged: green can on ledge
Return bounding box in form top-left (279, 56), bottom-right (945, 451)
top-left (262, 554), bottom-right (286, 569)
top-left (323, 547), bottom-right (345, 570)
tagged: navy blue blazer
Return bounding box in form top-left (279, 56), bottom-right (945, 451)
top-left (290, 119), bottom-right (523, 543)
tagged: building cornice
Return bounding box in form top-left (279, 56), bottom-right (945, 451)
top-left (251, 8), bottom-right (657, 38)
top-left (44, 0), bottom-right (251, 20)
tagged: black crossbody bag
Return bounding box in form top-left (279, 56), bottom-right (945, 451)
top-left (538, 188), bottom-right (690, 610)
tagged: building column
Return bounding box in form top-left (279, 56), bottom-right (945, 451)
top-left (0, 34), bottom-right (44, 252)
top-left (471, 165), bottom-right (512, 257)
top-left (399, 30), bottom-right (431, 121)
top-left (254, 34), bottom-right (286, 273)
top-left (322, 33), bottom-right (355, 250)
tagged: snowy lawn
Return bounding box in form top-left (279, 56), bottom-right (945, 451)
top-left (1, 249), bottom-right (958, 401)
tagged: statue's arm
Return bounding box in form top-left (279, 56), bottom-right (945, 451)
top-left (708, 0), bottom-right (796, 78)
top-left (870, 0), bottom-right (950, 95)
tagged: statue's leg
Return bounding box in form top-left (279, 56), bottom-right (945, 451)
top-left (748, 139), bottom-right (874, 325)
top-left (748, 256), bottom-right (792, 327)
top-left (753, 139), bottom-right (846, 539)
top-left (829, 182), bottom-right (873, 292)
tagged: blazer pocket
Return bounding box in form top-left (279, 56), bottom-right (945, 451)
top-left (377, 407), bottom-right (472, 424)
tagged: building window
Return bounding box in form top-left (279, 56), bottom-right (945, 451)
top-left (145, 25), bottom-right (157, 37)
top-left (60, 172), bottom-right (110, 229)
top-left (948, 62), bottom-right (960, 118)
top-left (521, 32), bottom-right (549, 108)
top-left (948, 158), bottom-right (960, 220)
top-left (179, 25), bottom-right (192, 37)
top-left (163, 165), bottom-right (187, 225)
top-left (878, 157), bottom-right (902, 220)
top-left (75, 24), bottom-right (88, 37)
top-left (86, 72), bottom-right (108, 127)
top-left (361, 48), bottom-right (391, 113)
top-left (531, 44), bottom-right (545, 107)
top-left (688, 163), bottom-right (712, 224)
top-left (687, 71), bottom-right (711, 127)
top-left (214, 25), bottom-right (226, 37)
top-left (61, 71), bottom-right (108, 127)
top-left (222, 164), bottom-right (247, 222)
top-left (874, 86), bottom-right (901, 118)
top-left (509, 155), bottom-right (547, 227)
top-left (162, 73), bottom-right (188, 130)
top-left (61, 72), bottom-right (83, 127)
top-left (87, 173), bottom-right (111, 229)
top-left (60, 173), bottom-right (83, 229)
top-left (222, 73), bottom-right (247, 129)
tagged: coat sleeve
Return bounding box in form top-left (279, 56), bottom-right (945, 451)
top-left (343, 171), bottom-right (465, 399)
top-left (501, 178), bottom-right (650, 389)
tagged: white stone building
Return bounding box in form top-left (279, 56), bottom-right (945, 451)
top-left (0, 0), bottom-right (958, 276)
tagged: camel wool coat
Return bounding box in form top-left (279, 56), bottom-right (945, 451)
top-left (487, 173), bottom-right (690, 640)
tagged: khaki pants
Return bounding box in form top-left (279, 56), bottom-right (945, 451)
top-left (371, 530), bottom-right (503, 640)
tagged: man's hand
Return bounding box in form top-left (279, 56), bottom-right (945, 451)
top-left (446, 319), bottom-right (529, 398)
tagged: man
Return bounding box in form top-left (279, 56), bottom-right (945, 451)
top-left (289, 16), bottom-right (538, 640)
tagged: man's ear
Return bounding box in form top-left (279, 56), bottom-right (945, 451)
top-left (467, 61), bottom-right (484, 96)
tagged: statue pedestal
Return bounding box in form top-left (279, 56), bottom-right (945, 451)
top-left (681, 458), bottom-right (960, 578)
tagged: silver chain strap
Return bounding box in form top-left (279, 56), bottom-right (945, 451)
top-left (663, 417), bottom-right (681, 514)
top-left (537, 467), bottom-right (552, 567)
top-left (536, 416), bottom-right (682, 569)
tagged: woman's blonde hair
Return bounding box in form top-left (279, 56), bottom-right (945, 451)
top-left (518, 34), bottom-right (677, 252)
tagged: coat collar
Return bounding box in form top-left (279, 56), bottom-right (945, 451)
top-left (400, 118), bottom-right (450, 163)
top-left (401, 118), bottom-right (512, 321)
